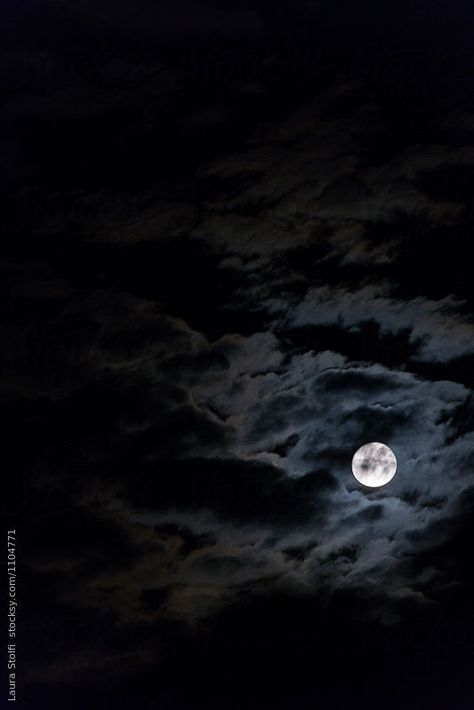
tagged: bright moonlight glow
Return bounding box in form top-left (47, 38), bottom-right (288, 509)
top-left (351, 442), bottom-right (397, 488)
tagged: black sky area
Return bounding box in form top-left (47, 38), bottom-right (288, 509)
top-left (2, 1), bottom-right (474, 708)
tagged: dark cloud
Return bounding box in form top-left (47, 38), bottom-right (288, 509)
top-left (123, 457), bottom-right (337, 527)
top-left (3, 0), bottom-right (474, 707)
top-left (313, 367), bottom-right (406, 394)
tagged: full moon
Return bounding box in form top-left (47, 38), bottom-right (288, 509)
top-left (351, 442), bottom-right (397, 488)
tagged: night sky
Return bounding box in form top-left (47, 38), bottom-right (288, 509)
top-left (2, 1), bottom-right (474, 708)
